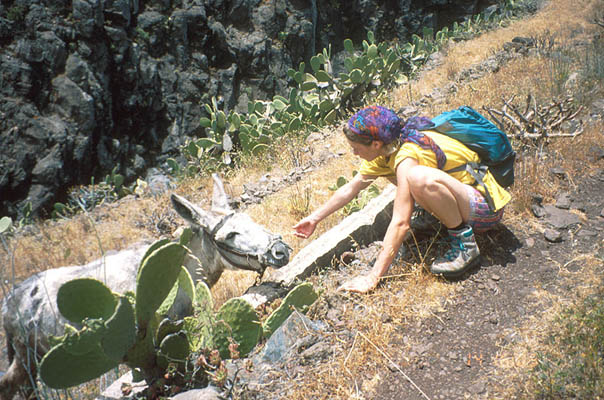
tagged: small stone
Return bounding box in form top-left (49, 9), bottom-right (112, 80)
top-left (577, 229), bottom-right (597, 238)
top-left (381, 313), bottom-right (392, 323)
top-left (525, 237), bottom-right (535, 247)
top-left (550, 167), bottom-right (567, 178)
top-left (555, 192), bottom-right (571, 209)
top-left (544, 229), bottom-right (563, 243)
top-left (531, 204), bottom-right (546, 218)
top-left (491, 274), bottom-right (501, 281)
top-left (531, 193), bottom-right (544, 205)
top-left (588, 145), bottom-right (604, 161)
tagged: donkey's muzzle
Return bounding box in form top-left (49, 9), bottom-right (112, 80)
top-left (266, 238), bottom-right (291, 268)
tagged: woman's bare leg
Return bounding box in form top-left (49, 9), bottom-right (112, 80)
top-left (405, 165), bottom-right (472, 228)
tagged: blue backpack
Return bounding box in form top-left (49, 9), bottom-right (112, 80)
top-left (426, 106), bottom-right (516, 210)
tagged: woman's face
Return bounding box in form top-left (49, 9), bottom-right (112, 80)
top-left (346, 138), bottom-right (383, 161)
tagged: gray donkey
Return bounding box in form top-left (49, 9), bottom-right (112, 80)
top-left (0, 174), bottom-right (291, 400)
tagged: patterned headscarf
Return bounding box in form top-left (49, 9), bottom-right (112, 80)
top-left (347, 107), bottom-right (447, 169)
top-left (347, 106), bottom-right (403, 144)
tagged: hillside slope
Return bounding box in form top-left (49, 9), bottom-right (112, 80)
top-left (0, 0), bottom-right (603, 399)
top-left (229, 0), bottom-right (604, 398)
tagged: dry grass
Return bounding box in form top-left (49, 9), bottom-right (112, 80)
top-left (0, 0), bottom-right (602, 397)
top-left (0, 196), bottom-right (164, 284)
top-left (278, 259), bottom-right (454, 400)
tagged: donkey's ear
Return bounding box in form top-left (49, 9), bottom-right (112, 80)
top-left (171, 194), bottom-right (219, 229)
top-left (211, 173), bottom-right (232, 214)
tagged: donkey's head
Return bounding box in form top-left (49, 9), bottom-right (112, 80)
top-left (171, 174), bottom-right (291, 283)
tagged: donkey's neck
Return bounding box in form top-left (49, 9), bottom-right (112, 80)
top-left (184, 230), bottom-right (225, 288)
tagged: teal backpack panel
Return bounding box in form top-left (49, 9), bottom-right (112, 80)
top-left (431, 106), bottom-right (516, 188)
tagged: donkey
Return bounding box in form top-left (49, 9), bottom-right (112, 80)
top-left (0, 173), bottom-right (291, 400)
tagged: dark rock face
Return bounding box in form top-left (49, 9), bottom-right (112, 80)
top-left (0, 0), bottom-right (490, 217)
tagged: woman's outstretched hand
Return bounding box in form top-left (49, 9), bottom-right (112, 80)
top-left (338, 273), bottom-right (380, 294)
top-left (292, 217), bottom-right (318, 239)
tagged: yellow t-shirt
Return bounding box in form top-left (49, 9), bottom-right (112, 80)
top-left (358, 130), bottom-right (512, 211)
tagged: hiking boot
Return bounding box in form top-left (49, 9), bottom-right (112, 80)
top-left (430, 225), bottom-right (480, 278)
top-left (410, 206), bottom-right (442, 234)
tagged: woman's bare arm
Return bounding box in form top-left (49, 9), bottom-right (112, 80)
top-left (339, 158), bottom-right (417, 292)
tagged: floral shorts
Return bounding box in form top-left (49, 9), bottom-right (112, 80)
top-left (466, 186), bottom-right (504, 233)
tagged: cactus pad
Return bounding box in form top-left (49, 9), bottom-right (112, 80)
top-left (57, 278), bottom-right (117, 324)
top-left (215, 297), bottom-right (261, 358)
top-left (177, 266), bottom-right (195, 301)
top-left (140, 238), bottom-right (171, 265)
top-left (40, 343), bottom-right (118, 389)
top-left (157, 332), bottom-right (190, 371)
top-left (135, 242), bottom-right (186, 328)
top-left (194, 281), bottom-right (213, 316)
top-left (62, 319), bottom-right (105, 356)
top-left (125, 315), bottom-right (159, 371)
top-left (179, 227), bottom-right (193, 246)
top-left (183, 316), bottom-right (213, 353)
top-left (102, 296), bottom-right (136, 361)
top-left (262, 282), bottom-right (318, 338)
top-left (157, 266), bottom-right (196, 316)
top-left (156, 318), bottom-right (184, 345)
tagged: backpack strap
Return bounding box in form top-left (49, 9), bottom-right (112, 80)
top-left (446, 162), bottom-right (496, 213)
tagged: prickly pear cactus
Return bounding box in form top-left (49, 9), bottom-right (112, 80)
top-left (102, 296), bottom-right (136, 361)
top-left (40, 281), bottom-right (137, 389)
top-left (125, 315), bottom-right (160, 372)
top-left (157, 332), bottom-right (190, 371)
top-left (40, 343), bottom-right (119, 389)
top-left (262, 282), bottom-right (318, 339)
top-left (183, 280), bottom-right (215, 352)
top-left (140, 238), bottom-right (171, 265)
top-left (177, 266), bottom-right (196, 301)
top-left (135, 242), bottom-right (187, 328)
top-left (157, 266), bottom-right (196, 316)
top-left (179, 227), bottom-right (193, 246)
top-left (194, 281), bottom-right (213, 316)
top-left (61, 319), bottom-right (105, 356)
top-left (56, 278), bottom-right (117, 324)
top-left (157, 318), bottom-right (184, 345)
top-left (40, 241), bottom-right (202, 391)
top-left (214, 297), bottom-right (262, 359)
